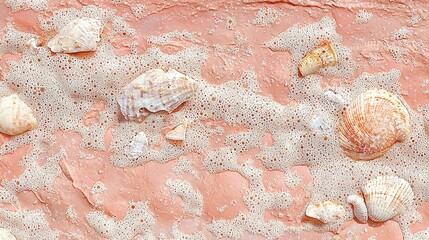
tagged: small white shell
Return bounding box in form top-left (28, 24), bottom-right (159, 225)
top-left (305, 200), bottom-right (345, 223)
top-left (347, 195), bottom-right (368, 223)
top-left (48, 18), bottom-right (103, 53)
top-left (117, 69), bottom-right (197, 121)
top-left (166, 120), bottom-right (188, 141)
top-left (298, 40), bottom-right (337, 77)
top-left (324, 90), bottom-right (346, 105)
top-left (125, 132), bottom-right (148, 160)
top-left (363, 176), bottom-right (414, 222)
top-left (0, 94), bottom-right (37, 136)
top-left (0, 228), bottom-right (16, 240)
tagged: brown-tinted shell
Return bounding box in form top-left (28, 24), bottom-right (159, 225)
top-left (298, 40), bottom-right (337, 77)
top-left (338, 89), bottom-right (410, 161)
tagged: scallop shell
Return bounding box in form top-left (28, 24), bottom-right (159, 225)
top-left (337, 89), bottom-right (410, 161)
top-left (305, 200), bottom-right (345, 223)
top-left (298, 40), bottom-right (337, 77)
top-left (347, 194), bottom-right (368, 223)
top-left (0, 228), bottom-right (16, 240)
top-left (47, 18), bottom-right (103, 53)
top-left (363, 176), bottom-right (414, 222)
top-left (117, 69), bottom-right (197, 121)
top-left (0, 94), bottom-right (37, 136)
top-left (125, 132), bottom-right (148, 160)
top-left (166, 120), bottom-right (188, 141)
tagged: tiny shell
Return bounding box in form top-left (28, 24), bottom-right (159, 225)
top-left (117, 69), bottom-right (197, 121)
top-left (0, 228), bottom-right (16, 240)
top-left (363, 176), bottom-right (414, 222)
top-left (48, 18), bottom-right (103, 53)
top-left (305, 200), bottom-right (345, 223)
top-left (298, 40), bottom-right (337, 77)
top-left (125, 132), bottom-right (148, 160)
top-left (166, 120), bottom-right (188, 141)
top-left (347, 194), bottom-right (368, 223)
top-left (324, 90), bottom-right (346, 105)
top-left (337, 89), bottom-right (410, 161)
top-left (0, 94), bottom-right (37, 136)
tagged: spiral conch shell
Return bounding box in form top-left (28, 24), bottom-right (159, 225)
top-left (363, 176), bottom-right (414, 222)
top-left (347, 194), bottom-right (368, 223)
top-left (48, 18), bottom-right (103, 53)
top-left (0, 94), bottom-right (37, 136)
top-left (117, 69), bottom-right (197, 121)
top-left (337, 89), bottom-right (410, 161)
top-left (305, 201), bottom-right (345, 223)
top-left (298, 40), bottom-right (337, 77)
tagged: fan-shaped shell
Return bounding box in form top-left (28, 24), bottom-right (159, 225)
top-left (0, 94), bottom-right (37, 136)
top-left (363, 176), bottom-right (414, 222)
top-left (347, 194), bottom-right (368, 223)
top-left (305, 200), bottom-right (345, 223)
top-left (48, 18), bottom-right (103, 53)
top-left (298, 40), bottom-right (337, 77)
top-left (117, 69), bottom-right (197, 121)
top-left (337, 89), bottom-right (410, 161)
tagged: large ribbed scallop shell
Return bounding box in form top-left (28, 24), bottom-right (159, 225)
top-left (363, 176), bottom-right (414, 222)
top-left (117, 69), bottom-right (197, 121)
top-left (337, 89), bottom-right (410, 161)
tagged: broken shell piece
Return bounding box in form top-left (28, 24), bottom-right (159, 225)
top-left (298, 40), bottom-right (337, 77)
top-left (0, 94), bottom-right (37, 136)
top-left (166, 120), bottom-right (188, 141)
top-left (125, 132), bottom-right (148, 160)
top-left (117, 69), bottom-right (197, 121)
top-left (363, 176), bottom-right (414, 222)
top-left (337, 89), bottom-right (410, 161)
top-left (0, 228), bottom-right (16, 240)
top-left (347, 195), bottom-right (368, 223)
top-left (305, 201), bottom-right (345, 223)
top-left (324, 90), bottom-right (346, 105)
top-left (48, 18), bottom-right (103, 53)
top-left (26, 37), bottom-right (43, 54)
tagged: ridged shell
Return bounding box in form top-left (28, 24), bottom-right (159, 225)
top-left (347, 194), bottom-right (368, 223)
top-left (298, 40), bottom-right (337, 77)
top-left (0, 94), bottom-right (37, 136)
top-left (337, 89), bottom-right (410, 161)
top-left (0, 228), bottom-right (16, 240)
top-left (362, 176), bottom-right (414, 222)
top-left (166, 120), bottom-right (188, 141)
top-left (305, 200), bottom-right (345, 223)
top-left (117, 69), bottom-right (197, 121)
top-left (125, 132), bottom-right (148, 160)
top-left (48, 18), bottom-right (103, 53)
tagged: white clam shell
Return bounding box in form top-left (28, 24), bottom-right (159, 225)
top-left (166, 120), bottom-right (188, 141)
top-left (48, 18), bottom-right (103, 53)
top-left (347, 194), bottom-right (368, 223)
top-left (125, 132), bottom-right (148, 160)
top-left (0, 228), bottom-right (16, 240)
top-left (298, 40), bottom-right (337, 77)
top-left (363, 176), bottom-right (414, 222)
top-left (0, 94), bottom-right (37, 136)
top-left (305, 200), bottom-right (345, 223)
top-left (338, 89), bottom-right (411, 161)
top-left (117, 69), bottom-right (197, 121)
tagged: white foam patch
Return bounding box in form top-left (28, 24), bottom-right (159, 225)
top-left (355, 10), bottom-right (373, 24)
top-left (86, 201), bottom-right (155, 239)
top-left (165, 179), bottom-right (203, 217)
top-left (66, 205), bottom-right (77, 224)
top-left (251, 7), bottom-right (283, 27)
top-left (171, 222), bottom-right (206, 240)
top-left (90, 181), bottom-right (107, 195)
top-left (172, 157), bottom-right (199, 179)
top-left (5, 0), bottom-right (48, 12)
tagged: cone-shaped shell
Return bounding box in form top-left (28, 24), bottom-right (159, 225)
top-left (363, 176), bottom-right (414, 222)
top-left (337, 89), bottom-right (410, 161)
top-left (166, 121), bottom-right (188, 141)
top-left (305, 200), bottom-right (345, 223)
top-left (48, 18), bottom-right (103, 53)
top-left (347, 194), bottom-right (368, 223)
top-left (298, 40), bottom-right (337, 77)
top-left (117, 69), bottom-right (197, 121)
top-left (0, 94), bottom-right (37, 136)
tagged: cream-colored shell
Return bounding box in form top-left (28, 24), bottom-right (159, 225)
top-left (48, 18), bottom-right (103, 53)
top-left (0, 228), bottom-right (16, 240)
top-left (117, 69), bottom-right (197, 121)
top-left (0, 94), bottom-right (37, 136)
top-left (166, 121), bottom-right (188, 141)
top-left (125, 132), bottom-right (148, 160)
top-left (305, 200), bottom-right (345, 223)
top-left (347, 194), bottom-right (368, 223)
top-left (298, 40), bottom-right (337, 77)
top-left (363, 176), bottom-right (414, 222)
top-left (338, 89), bottom-right (410, 161)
